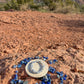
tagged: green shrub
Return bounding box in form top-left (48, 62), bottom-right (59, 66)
top-left (0, 3), bottom-right (5, 11)
top-left (19, 3), bottom-right (28, 11)
top-left (29, 3), bottom-right (41, 10)
top-left (4, 0), bottom-right (19, 10)
top-left (48, 2), bottom-right (56, 11)
top-left (43, 0), bottom-right (53, 6)
top-left (80, 5), bottom-right (84, 12)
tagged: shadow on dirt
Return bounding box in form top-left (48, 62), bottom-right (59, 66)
top-left (63, 20), bottom-right (84, 28)
top-left (0, 57), bottom-right (12, 80)
top-left (57, 20), bottom-right (84, 33)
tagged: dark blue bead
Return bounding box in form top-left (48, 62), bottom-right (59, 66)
top-left (43, 56), bottom-right (48, 60)
top-left (24, 62), bottom-right (27, 65)
top-left (43, 56), bottom-right (46, 58)
top-left (14, 74), bottom-right (18, 80)
top-left (47, 81), bottom-right (51, 84)
top-left (31, 57), bottom-right (34, 59)
top-left (56, 71), bottom-right (61, 75)
top-left (14, 81), bottom-right (17, 84)
top-left (20, 60), bottom-right (25, 65)
top-left (60, 77), bottom-right (63, 81)
top-left (26, 60), bottom-right (30, 63)
top-left (28, 57), bottom-right (31, 60)
top-left (49, 67), bottom-right (55, 73)
top-left (60, 71), bottom-right (63, 74)
top-left (15, 71), bottom-right (18, 73)
top-left (34, 56), bottom-right (39, 59)
top-left (47, 74), bottom-right (51, 77)
top-left (64, 74), bottom-right (67, 77)
top-left (52, 69), bottom-right (55, 73)
top-left (48, 60), bottom-right (52, 64)
top-left (61, 79), bottom-right (63, 83)
top-left (46, 57), bottom-right (48, 59)
top-left (17, 64), bottom-right (22, 68)
top-left (63, 77), bottom-right (66, 80)
top-left (53, 59), bottom-right (58, 63)
top-left (60, 72), bottom-right (64, 77)
top-left (42, 81), bottom-right (45, 84)
top-left (23, 59), bottom-right (26, 61)
top-left (12, 65), bottom-right (17, 68)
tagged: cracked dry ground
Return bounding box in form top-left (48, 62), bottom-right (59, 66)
top-left (0, 11), bottom-right (84, 84)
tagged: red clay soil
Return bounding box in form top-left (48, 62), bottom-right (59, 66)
top-left (0, 11), bottom-right (84, 84)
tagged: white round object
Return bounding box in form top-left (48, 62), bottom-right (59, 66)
top-left (25, 59), bottom-right (49, 78)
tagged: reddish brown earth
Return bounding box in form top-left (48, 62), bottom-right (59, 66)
top-left (0, 11), bottom-right (84, 84)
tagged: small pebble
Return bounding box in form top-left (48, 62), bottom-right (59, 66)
top-left (23, 80), bottom-right (28, 84)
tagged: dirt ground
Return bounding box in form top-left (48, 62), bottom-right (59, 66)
top-left (0, 11), bottom-right (84, 84)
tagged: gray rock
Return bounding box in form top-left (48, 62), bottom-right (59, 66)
top-left (23, 80), bottom-right (28, 84)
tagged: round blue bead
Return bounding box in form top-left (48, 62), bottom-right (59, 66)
top-left (14, 74), bottom-right (18, 80)
top-left (15, 71), bottom-right (18, 73)
top-left (64, 74), bottom-right (67, 77)
top-left (12, 65), bottom-right (17, 68)
top-left (20, 60), bottom-right (25, 64)
top-left (10, 79), bottom-right (15, 84)
top-left (48, 60), bottom-right (52, 64)
top-left (60, 77), bottom-right (63, 81)
top-left (53, 59), bottom-right (58, 62)
top-left (57, 74), bottom-right (60, 78)
top-left (47, 74), bottom-right (51, 77)
top-left (60, 72), bottom-right (64, 77)
top-left (42, 81), bottom-right (45, 84)
top-left (35, 83), bottom-right (38, 84)
top-left (56, 71), bottom-right (60, 75)
top-left (46, 57), bottom-right (48, 59)
top-left (63, 77), bottom-right (66, 80)
top-left (17, 64), bottom-right (22, 68)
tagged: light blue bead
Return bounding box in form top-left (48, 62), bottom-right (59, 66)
top-left (57, 74), bottom-right (60, 78)
top-left (10, 79), bottom-right (15, 84)
top-left (12, 65), bottom-right (17, 68)
top-left (14, 74), bottom-right (18, 80)
top-left (17, 64), bottom-right (22, 68)
top-left (35, 83), bottom-right (38, 84)
top-left (20, 60), bottom-right (25, 64)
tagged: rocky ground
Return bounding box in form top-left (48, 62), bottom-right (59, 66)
top-left (0, 11), bottom-right (84, 84)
